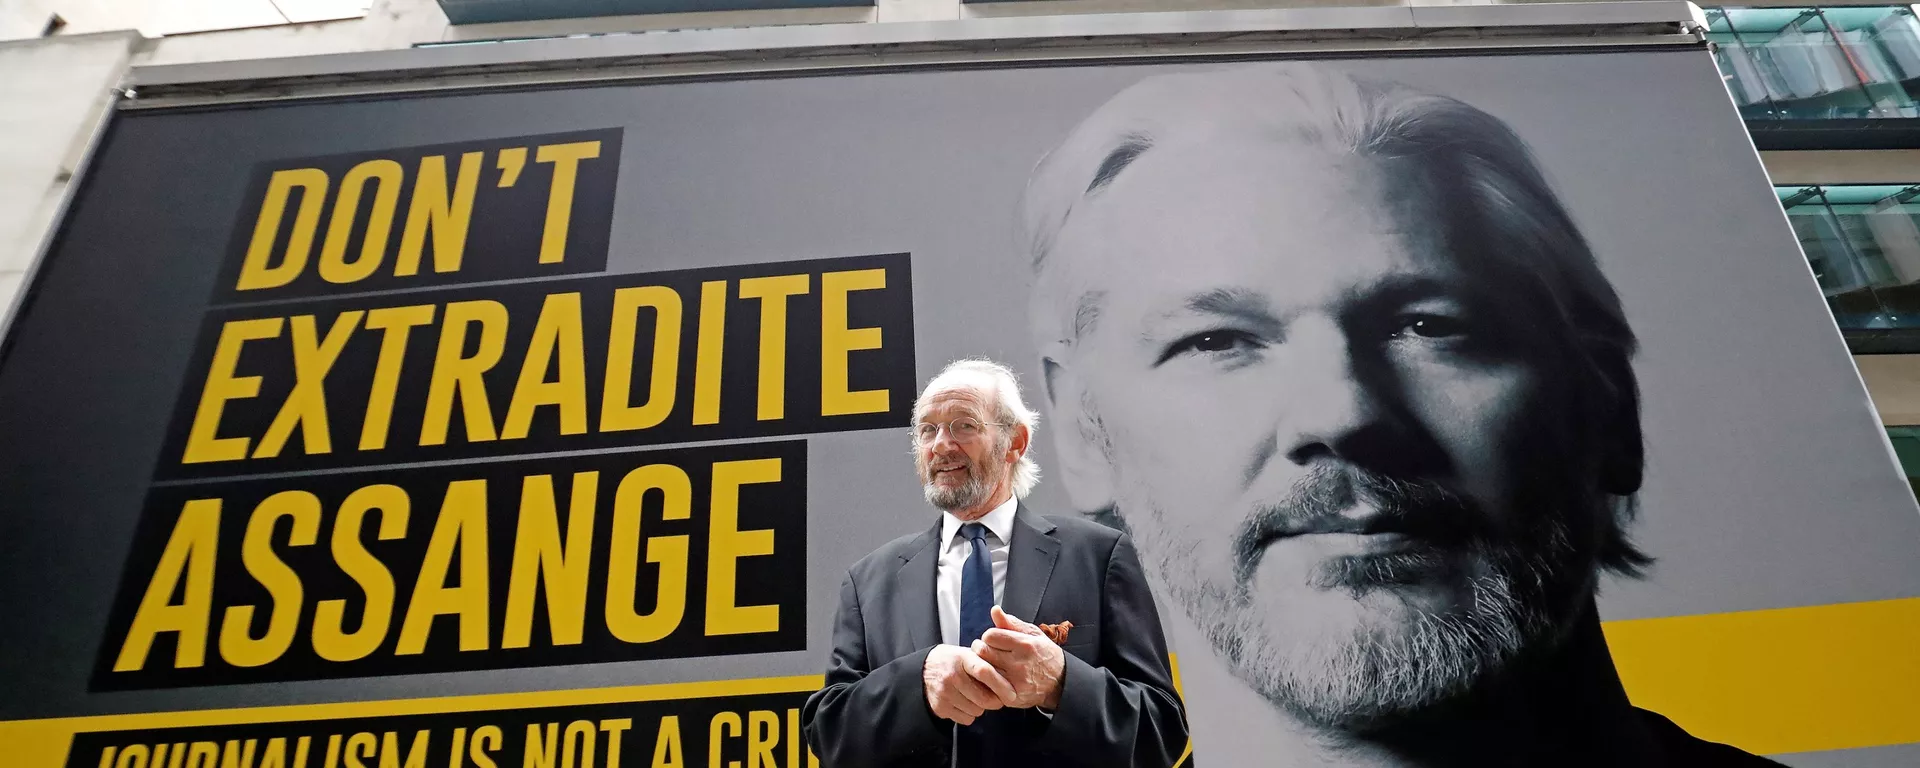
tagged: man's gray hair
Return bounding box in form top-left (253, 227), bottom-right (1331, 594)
top-left (1020, 63), bottom-right (1650, 573)
top-left (914, 358), bottom-right (1042, 498)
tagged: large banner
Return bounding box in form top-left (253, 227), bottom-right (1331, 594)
top-left (2, 49), bottom-right (1919, 767)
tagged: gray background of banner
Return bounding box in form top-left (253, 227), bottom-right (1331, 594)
top-left (2, 48), bottom-right (1917, 764)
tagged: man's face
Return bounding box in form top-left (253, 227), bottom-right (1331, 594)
top-left (1046, 144), bottom-right (1597, 728)
top-left (915, 386), bottom-right (1013, 514)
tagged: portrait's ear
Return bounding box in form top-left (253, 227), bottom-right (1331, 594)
top-left (1040, 351), bottom-right (1118, 511)
top-left (1598, 354), bottom-right (1644, 496)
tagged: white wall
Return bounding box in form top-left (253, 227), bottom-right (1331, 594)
top-left (1, 0), bottom-right (372, 40)
top-left (1762, 150), bottom-right (1920, 186)
top-left (1859, 355), bottom-right (1920, 426)
top-left (0, 30), bottom-right (140, 337)
top-left (0, 0), bottom-right (131, 39)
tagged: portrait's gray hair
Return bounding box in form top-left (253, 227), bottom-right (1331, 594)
top-left (1021, 63), bottom-right (1650, 574)
top-left (914, 358), bottom-right (1043, 498)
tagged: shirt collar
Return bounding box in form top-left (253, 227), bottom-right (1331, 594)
top-left (940, 494), bottom-right (1019, 548)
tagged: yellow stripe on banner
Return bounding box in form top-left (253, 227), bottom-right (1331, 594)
top-left (1604, 596), bottom-right (1920, 756)
top-left (0, 674), bottom-right (824, 768)
top-left (1168, 653), bottom-right (1195, 768)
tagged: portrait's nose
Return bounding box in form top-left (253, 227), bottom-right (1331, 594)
top-left (1279, 319), bottom-right (1391, 467)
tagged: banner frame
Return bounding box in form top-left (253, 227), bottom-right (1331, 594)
top-left (119, 2), bottom-right (1711, 110)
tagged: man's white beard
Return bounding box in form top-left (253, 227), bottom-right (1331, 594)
top-left (1118, 477), bottom-right (1576, 732)
top-left (924, 459), bottom-right (998, 512)
top-left (1203, 553), bottom-right (1552, 730)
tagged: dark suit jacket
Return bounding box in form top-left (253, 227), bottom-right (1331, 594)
top-left (1637, 709), bottom-right (1788, 767)
top-left (802, 502), bottom-right (1188, 768)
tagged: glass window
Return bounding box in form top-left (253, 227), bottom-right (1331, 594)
top-left (1706, 5), bottom-right (1920, 120)
top-left (1884, 426), bottom-right (1920, 499)
top-left (1776, 184), bottom-right (1920, 330)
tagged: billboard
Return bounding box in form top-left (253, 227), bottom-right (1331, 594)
top-left (2, 45), bottom-right (1918, 768)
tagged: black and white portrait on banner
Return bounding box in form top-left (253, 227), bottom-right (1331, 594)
top-left (1020, 62), bottom-right (1785, 768)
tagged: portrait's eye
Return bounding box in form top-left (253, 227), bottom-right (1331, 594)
top-left (1391, 313), bottom-right (1467, 340)
top-left (1158, 329), bottom-right (1263, 365)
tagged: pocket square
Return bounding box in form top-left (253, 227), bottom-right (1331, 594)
top-left (1038, 620), bottom-right (1074, 645)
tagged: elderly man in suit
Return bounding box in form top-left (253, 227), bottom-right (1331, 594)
top-left (802, 358), bottom-right (1187, 767)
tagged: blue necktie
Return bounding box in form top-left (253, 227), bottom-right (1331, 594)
top-left (958, 523), bottom-right (994, 646)
top-left (956, 522), bottom-right (995, 767)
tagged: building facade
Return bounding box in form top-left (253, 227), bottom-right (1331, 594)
top-left (1, 4), bottom-right (1916, 766)
top-left (1704, 2), bottom-right (1920, 487)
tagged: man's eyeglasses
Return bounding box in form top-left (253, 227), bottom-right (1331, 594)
top-left (911, 417), bottom-right (1009, 445)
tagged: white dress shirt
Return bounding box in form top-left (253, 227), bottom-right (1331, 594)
top-left (936, 495), bottom-right (1017, 646)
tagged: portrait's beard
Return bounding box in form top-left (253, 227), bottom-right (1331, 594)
top-left (919, 446), bottom-right (1004, 512)
top-left (1112, 454), bottom-right (1591, 733)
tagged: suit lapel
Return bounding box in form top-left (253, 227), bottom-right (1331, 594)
top-left (895, 519), bottom-right (943, 651)
top-left (1001, 502), bottom-right (1060, 623)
